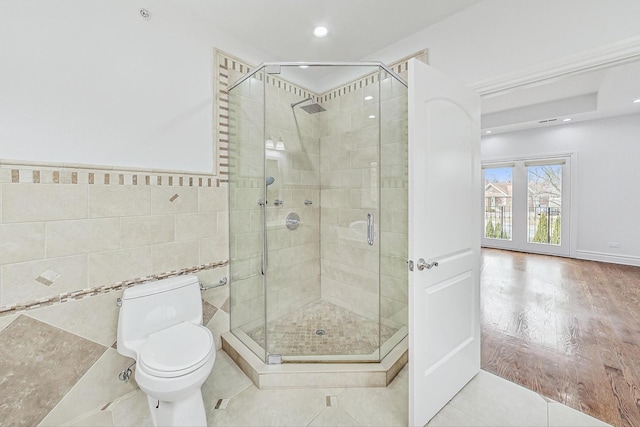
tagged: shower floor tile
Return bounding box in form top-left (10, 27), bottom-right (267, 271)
top-left (245, 300), bottom-right (398, 357)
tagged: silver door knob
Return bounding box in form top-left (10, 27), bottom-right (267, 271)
top-left (417, 258), bottom-right (439, 271)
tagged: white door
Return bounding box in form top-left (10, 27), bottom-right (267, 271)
top-left (408, 59), bottom-right (481, 426)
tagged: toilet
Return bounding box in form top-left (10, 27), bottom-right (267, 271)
top-left (116, 275), bottom-right (215, 427)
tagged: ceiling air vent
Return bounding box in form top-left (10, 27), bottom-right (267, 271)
top-left (538, 118), bottom-right (558, 124)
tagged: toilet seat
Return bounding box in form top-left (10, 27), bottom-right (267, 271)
top-left (138, 322), bottom-right (214, 378)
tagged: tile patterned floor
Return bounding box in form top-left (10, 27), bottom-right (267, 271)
top-left (51, 352), bottom-right (610, 427)
top-left (245, 300), bottom-right (398, 357)
top-left (0, 315), bottom-right (106, 427)
top-left (0, 282), bottom-right (612, 427)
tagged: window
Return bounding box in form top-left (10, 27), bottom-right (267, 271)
top-left (482, 157), bottom-right (571, 257)
top-left (483, 166), bottom-right (513, 241)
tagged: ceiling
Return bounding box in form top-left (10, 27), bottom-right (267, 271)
top-left (161, 0), bottom-right (640, 133)
top-left (183, 0), bottom-right (482, 61)
top-left (481, 59), bottom-right (640, 134)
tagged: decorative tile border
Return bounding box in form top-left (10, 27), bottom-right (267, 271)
top-left (0, 260), bottom-right (229, 317)
top-left (0, 161), bottom-right (220, 187)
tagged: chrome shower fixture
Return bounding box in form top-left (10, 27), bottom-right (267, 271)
top-left (265, 176), bottom-right (275, 186)
top-left (139, 8), bottom-right (151, 20)
top-left (291, 97), bottom-right (326, 114)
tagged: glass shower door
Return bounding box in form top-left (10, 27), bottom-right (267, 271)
top-left (228, 69), bottom-right (267, 361)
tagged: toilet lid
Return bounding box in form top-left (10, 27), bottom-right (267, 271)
top-left (139, 322), bottom-right (213, 378)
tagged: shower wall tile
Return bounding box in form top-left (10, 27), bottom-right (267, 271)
top-left (88, 247), bottom-right (153, 287)
top-left (234, 232), bottom-right (262, 259)
top-left (0, 222), bottom-right (45, 265)
top-left (120, 214), bottom-right (175, 248)
top-left (88, 185), bottom-right (151, 218)
top-left (46, 218), bottom-right (120, 258)
top-left (150, 186), bottom-right (199, 214)
top-left (1, 255), bottom-right (88, 306)
top-left (1, 183), bottom-right (87, 223)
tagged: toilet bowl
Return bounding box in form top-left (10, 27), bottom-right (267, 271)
top-left (116, 275), bottom-right (216, 427)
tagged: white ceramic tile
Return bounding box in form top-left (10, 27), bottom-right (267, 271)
top-left (337, 365), bottom-right (407, 427)
top-left (448, 370), bottom-right (548, 427)
top-left (1, 183), bottom-right (88, 223)
top-left (150, 186), bottom-right (198, 215)
top-left (120, 215), bottom-right (175, 248)
top-left (1, 255), bottom-right (88, 306)
top-left (198, 187), bottom-right (228, 213)
top-left (427, 404), bottom-right (485, 427)
top-left (175, 213), bottom-right (217, 241)
top-left (0, 222), bottom-right (45, 264)
top-left (88, 247), bottom-right (153, 287)
top-left (201, 281), bottom-right (229, 309)
top-left (0, 314), bottom-right (17, 332)
top-left (308, 407), bottom-right (361, 427)
top-left (26, 291), bottom-right (121, 347)
top-left (108, 390), bottom-right (153, 427)
top-left (88, 185), bottom-right (150, 218)
top-left (66, 410), bottom-right (114, 427)
top-left (201, 351), bottom-right (252, 404)
top-left (150, 241), bottom-right (200, 273)
top-left (207, 385), bottom-right (327, 427)
top-left (46, 218), bottom-right (120, 258)
top-left (548, 402), bottom-right (611, 426)
top-left (40, 348), bottom-right (137, 426)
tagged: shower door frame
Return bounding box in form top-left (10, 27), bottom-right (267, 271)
top-left (228, 62), bottom-right (408, 364)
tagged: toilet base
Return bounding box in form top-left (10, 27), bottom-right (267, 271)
top-left (146, 389), bottom-right (207, 427)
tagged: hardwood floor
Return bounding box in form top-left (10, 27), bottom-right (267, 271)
top-left (481, 248), bottom-right (640, 427)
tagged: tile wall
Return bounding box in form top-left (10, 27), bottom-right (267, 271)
top-left (0, 163), bottom-right (229, 315)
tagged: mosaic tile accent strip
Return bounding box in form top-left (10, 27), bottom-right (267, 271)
top-left (245, 300), bottom-right (398, 357)
top-left (0, 315), bottom-right (106, 427)
top-left (0, 260), bottom-right (229, 317)
top-left (0, 161), bottom-right (218, 187)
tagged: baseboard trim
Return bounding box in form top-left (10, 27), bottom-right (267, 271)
top-left (575, 250), bottom-right (640, 267)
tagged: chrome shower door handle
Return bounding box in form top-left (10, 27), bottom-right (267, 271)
top-left (258, 198), bottom-right (268, 274)
top-left (367, 213), bottom-right (375, 246)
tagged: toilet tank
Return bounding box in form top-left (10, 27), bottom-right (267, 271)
top-left (117, 275), bottom-right (203, 359)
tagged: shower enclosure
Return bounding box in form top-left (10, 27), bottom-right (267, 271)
top-left (228, 63), bottom-right (408, 363)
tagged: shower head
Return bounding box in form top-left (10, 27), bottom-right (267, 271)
top-left (291, 97), bottom-right (326, 114)
top-left (300, 103), bottom-right (326, 114)
top-left (265, 176), bottom-right (275, 186)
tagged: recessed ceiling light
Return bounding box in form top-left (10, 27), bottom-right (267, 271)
top-left (364, 95), bottom-right (373, 101)
top-left (368, 115), bottom-right (376, 119)
top-left (563, 118), bottom-right (572, 122)
top-left (633, 99), bottom-right (640, 104)
top-left (298, 65), bottom-right (309, 69)
top-left (313, 27), bottom-right (328, 38)
top-left (485, 130), bottom-right (492, 134)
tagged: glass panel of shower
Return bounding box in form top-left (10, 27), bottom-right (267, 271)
top-left (228, 63), bottom-right (408, 363)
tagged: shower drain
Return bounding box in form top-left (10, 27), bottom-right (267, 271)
top-left (315, 329), bottom-right (327, 336)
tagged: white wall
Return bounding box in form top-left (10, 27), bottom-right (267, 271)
top-left (366, 0), bottom-right (640, 86)
top-left (481, 113), bottom-right (640, 265)
top-left (0, 0), bottom-right (269, 172)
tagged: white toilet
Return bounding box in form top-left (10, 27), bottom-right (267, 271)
top-left (116, 274), bottom-right (216, 427)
